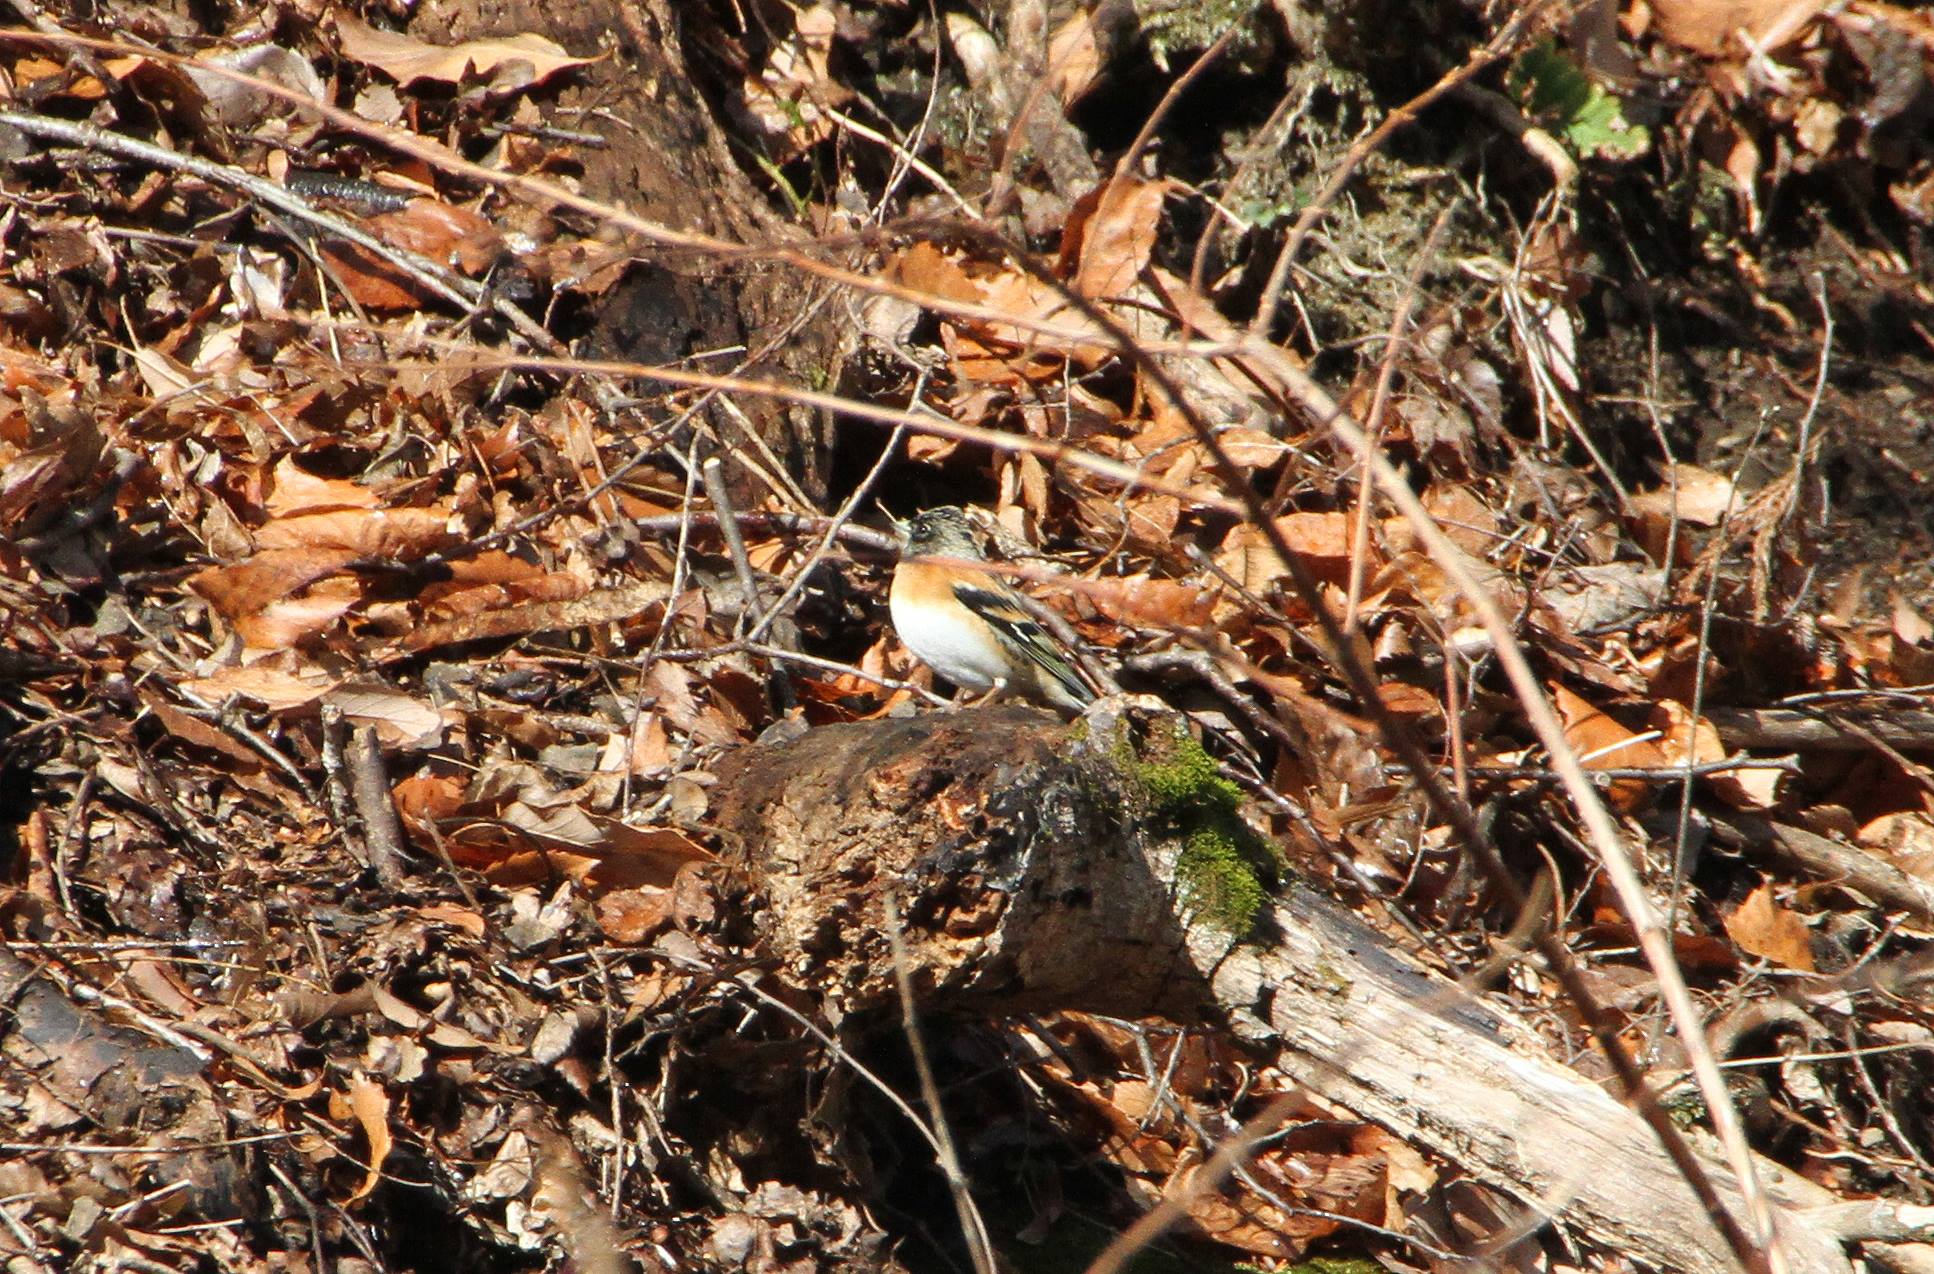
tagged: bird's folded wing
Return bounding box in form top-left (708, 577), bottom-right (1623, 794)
top-left (952, 582), bottom-right (1095, 705)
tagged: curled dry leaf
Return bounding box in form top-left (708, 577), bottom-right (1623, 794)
top-left (325, 682), bottom-right (452, 751)
top-left (1895, 593), bottom-right (1933, 646)
top-left (595, 886), bottom-right (674, 945)
top-left (179, 660), bottom-right (337, 712)
top-left (184, 43), bottom-right (329, 127)
top-left (332, 1075), bottom-right (392, 1202)
top-left (335, 15), bottom-right (594, 92)
top-left (1859, 812), bottom-right (1934, 881)
top-left (144, 700), bottom-right (268, 774)
top-left (1213, 513), bottom-right (1362, 600)
top-left (1081, 573), bottom-right (1215, 632)
top-left (739, 4), bottom-right (847, 155)
top-left (320, 198), bottom-right (503, 310)
top-left (254, 506), bottom-right (455, 555)
top-left (1652, 698), bottom-right (1782, 809)
top-left (264, 456), bottom-right (382, 516)
top-left (391, 579), bottom-right (669, 657)
top-left (1046, 5), bottom-right (1107, 104)
top-left (393, 764), bottom-right (711, 890)
top-left (1629, 462), bottom-right (1740, 529)
top-left (1420, 482), bottom-right (1503, 557)
top-left (887, 241), bottom-right (1112, 380)
top-left (188, 546), bottom-right (358, 623)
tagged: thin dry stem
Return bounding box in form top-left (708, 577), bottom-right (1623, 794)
top-left (883, 894), bottom-right (998, 1274)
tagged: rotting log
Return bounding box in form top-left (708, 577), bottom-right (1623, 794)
top-left (712, 700), bottom-right (1904, 1274)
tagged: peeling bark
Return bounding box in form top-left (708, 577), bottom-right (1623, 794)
top-left (714, 701), bottom-right (1870, 1274)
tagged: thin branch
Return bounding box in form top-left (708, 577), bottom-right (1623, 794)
top-left (0, 109), bottom-right (479, 323)
top-left (1343, 200), bottom-right (1457, 627)
top-left (1234, 330), bottom-right (1786, 1272)
top-left (700, 457), bottom-right (766, 632)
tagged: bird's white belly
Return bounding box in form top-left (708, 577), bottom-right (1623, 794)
top-left (890, 594), bottom-right (1005, 691)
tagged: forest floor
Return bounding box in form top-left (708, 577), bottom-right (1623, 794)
top-left (1, 0), bottom-right (1933, 1272)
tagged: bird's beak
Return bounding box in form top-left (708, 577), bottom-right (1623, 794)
top-left (880, 505), bottom-right (909, 541)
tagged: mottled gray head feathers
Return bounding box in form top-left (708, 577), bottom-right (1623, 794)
top-left (901, 506), bottom-right (983, 558)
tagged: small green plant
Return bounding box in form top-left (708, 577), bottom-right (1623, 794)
top-left (1273, 1258), bottom-right (1383, 1274)
top-left (1508, 40), bottom-right (1650, 161)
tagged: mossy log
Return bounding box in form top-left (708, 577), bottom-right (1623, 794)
top-left (713, 700), bottom-right (1901, 1274)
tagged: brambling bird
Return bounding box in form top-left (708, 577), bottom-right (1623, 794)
top-left (889, 506), bottom-right (1096, 714)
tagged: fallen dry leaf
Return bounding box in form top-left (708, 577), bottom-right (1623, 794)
top-left (595, 886), bottom-right (674, 944)
top-left (1552, 684), bottom-right (1669, 811)
top-left (739, 3), bottom-right (848, 155)
top-left (264, 456), bottom-right (382, 517)
top-left (335, 15), bottom-right (594, 91)
top-left (1046, 6), bottom-right (1107, 103)
top-left (1062, 177), bottom-right (1170, 302)
top-left (1630, 463), bottom-right (1740, 528)
top-left (1650, 0), bottom-right (1824, 55)
top-left (335, 1075), bottom-right (392, 1202)
top-left (1723, 881), bottom-right (1817, 971)
top-left (1213, 512), bottom-right (1363, 599)
top-left (325, 682), bottom-right (451, 750)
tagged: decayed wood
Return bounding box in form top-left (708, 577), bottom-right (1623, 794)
top-left (711, 701), bottom-right (1914, 1274)
top-left (714, 702), bottom-right (1202, 1019)
top-left (1708, 707), bottom-right (1934, 752)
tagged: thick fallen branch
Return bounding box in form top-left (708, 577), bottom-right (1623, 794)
top-left (1708, 707), bottom-right (1934, 753)
top-left (1713, 815), bottom-right (1934, 927)
top-left (712, 702), bottom-right (1924, 1274)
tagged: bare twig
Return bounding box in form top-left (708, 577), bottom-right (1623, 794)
top-left (640, 942), bottom-right (997, 1241)
top-left (318, 703), bottom-right (358, 844)
top-left (652, 639), bottom-right (950, 705)
top-left (1106, 17), bottom-right (1242, 189)
top-left (1711, 817), bottom-right (1934, 928)
top-left (1085, 1093), bottom-right (1302, 1274)
top-left (0, 109), bottom-right (482, 316)
top-left (1708, 707), bottom-right (1934, 752)
top-left (394, 346), bottom-right (1249, 514)
top-left (824, 104), bottom-right (977, 219)
top-left (1235, 331), bottom-right (1785, 1272)
top-left (1343, 200), bottom-right (1457, 627)
top-left (699, 456), bottom-right (765, 631)
top-left (747, 354), bottom-right (920, 643)
top-left (1469, 755), bottom-right (1802, 783)
top-left (1780, 272), bottom-right (1834, 537)
top-left (635, 510), bottom-right (896, 556)
top-left (51, 771), bottom-right (92, 920)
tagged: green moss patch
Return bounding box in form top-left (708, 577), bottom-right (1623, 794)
top-left (1119, 721), bottom-right (1279, 936)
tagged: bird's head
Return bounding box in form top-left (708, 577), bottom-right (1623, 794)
top-left (901, 506), bottom-right (982, 558)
